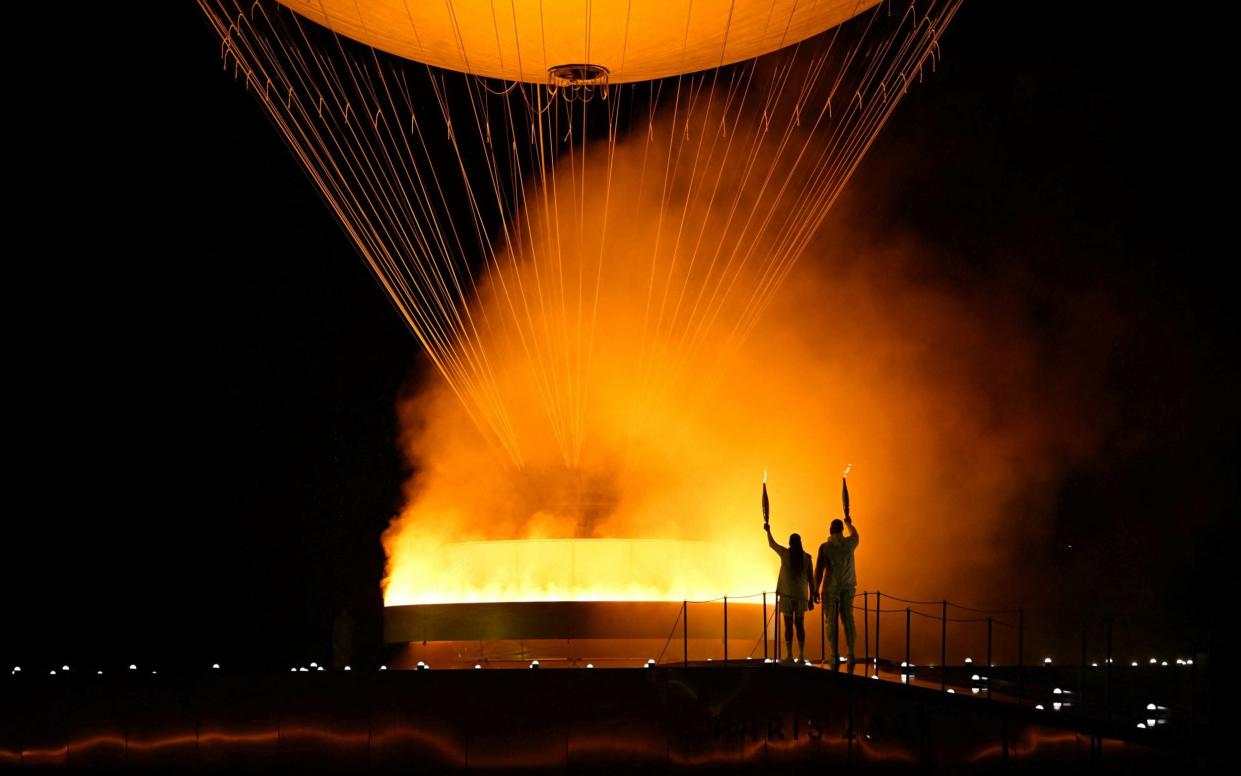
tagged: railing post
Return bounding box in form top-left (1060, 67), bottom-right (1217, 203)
top-left (1080, 625), bottom-right (1087, 708)
top-left (941, 600), bottom-right (948, 692)
top-left (1189, 632), bottom-right (1196, 733)
top-left (774, 593), bottom-right (781, 662)
top-left (875, 590), bottom-right (882, 675)
top-left (1105, 614), bottom-right (1112, 720)
top-left (683, 600), bottom-right (688, 665)
top-left (905, 607), bottom-right (911, 681)
top-left (820, 597), bottom-right (827, 664)
top-left (863, 592), bottom-right (870, 666)
top-left (723, 596), bottom-right (728, 663)
top-left (1017, 608), bottom-right (1025, 706)
top-left (763, 592), bottom-right (768, 660)
top-left (986, 617), bottom-right (993, 700)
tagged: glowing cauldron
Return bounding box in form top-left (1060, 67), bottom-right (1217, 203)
top-left (383, 538), bottom-right (772, 606)
top-left (383, 539), bottom-right (778, 668)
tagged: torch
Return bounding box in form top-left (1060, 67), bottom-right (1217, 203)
top-left (762, 468), bottom-right (770, 530)
top-left (842, 464), bottom-right (852, 521)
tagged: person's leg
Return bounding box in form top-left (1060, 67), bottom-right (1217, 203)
top-left (840, 586), bottom-right (857, 672)
top-left (794, 612), bottom-right (806, 661)
top-left (783, 613), bottom-right (793, 660)
top-left (826, 588), bottom-right (840, 666)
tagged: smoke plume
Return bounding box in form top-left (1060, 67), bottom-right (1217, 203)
top-left (381, 91), bottom-right (1102, 610)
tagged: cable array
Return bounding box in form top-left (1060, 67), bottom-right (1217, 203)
top-left (199, 0), bottom-right (961, 467)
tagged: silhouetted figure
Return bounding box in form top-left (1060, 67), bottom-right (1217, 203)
top-left (815, 515), bottom-right (860, 672)
top-left (765, 523), bottom-right (815, 662)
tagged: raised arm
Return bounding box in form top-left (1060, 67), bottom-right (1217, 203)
top-left (765, 524), bottom-right (781, 553)
top-left (845, 516), bottom-right (860, 547)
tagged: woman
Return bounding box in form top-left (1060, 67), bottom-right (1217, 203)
top-left (765, 521), bottom-right (815, 662)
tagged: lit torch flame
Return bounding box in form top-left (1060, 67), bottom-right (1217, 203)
top-left (842, 464), bottom-right (852, 520)
top-left (762, 469), bottom-right (770, 529)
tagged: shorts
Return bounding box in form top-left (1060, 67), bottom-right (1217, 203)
top-left (778, 594), bottom-right (809, 616)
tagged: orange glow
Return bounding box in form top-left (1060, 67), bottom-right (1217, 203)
top-left (199, 729), bottom-right (280, 746)
top-left (371, 726), bottom-right (465, 765)
top-left (277, 727), bottom-right (369, 746)
top-left (966, 727), bottom-right (1080, 763)
top-left (17, 747), bottom-right (65, 765)
top-left (126, 734), bottom-right (199, 751)
top-left (70, 733), bottom-right (126, 750)
top-left (381, 84), bottom-right (1100, 609)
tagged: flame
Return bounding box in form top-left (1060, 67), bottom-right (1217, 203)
top-left (763, 468), bottom-right (768, 484)
top-left (385, 539), bottom-right (771, 604)
top-left (844, 463), bottom-right (852, 478)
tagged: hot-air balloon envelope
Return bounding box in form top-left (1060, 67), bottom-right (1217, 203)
top-left (201, 0), bottom-right (961, 666)
top-left (276, 0), bottom-right (882, 82)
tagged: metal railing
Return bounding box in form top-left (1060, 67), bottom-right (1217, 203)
top-left (647, 588), bottom-right (1200, 733)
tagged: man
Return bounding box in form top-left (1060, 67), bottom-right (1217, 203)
top-left (814, 514), bottom-right (860, 672)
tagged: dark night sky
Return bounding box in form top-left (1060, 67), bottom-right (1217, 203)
top-left (3, 3), bottom-right (1236, 675)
